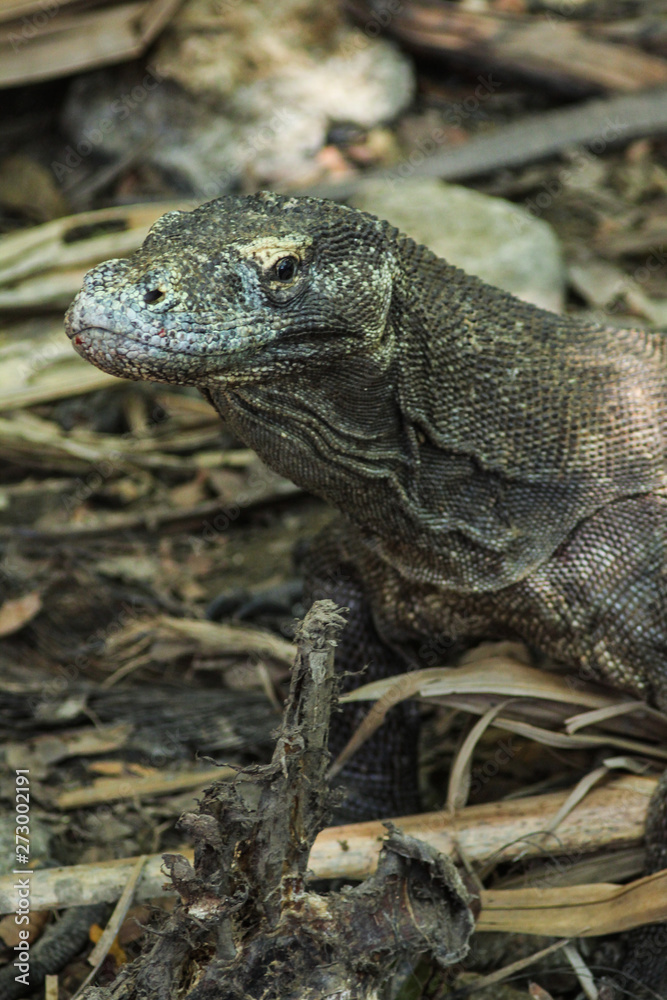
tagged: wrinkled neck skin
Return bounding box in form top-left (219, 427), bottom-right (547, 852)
top-left (205, 256), bottom-right (528, 594)
top-left (66, 194), bottom-right (665, 594)
top-left (207, 314), bottom-right (413, 532)
top-left (207, 240), bottom-right (666, 595)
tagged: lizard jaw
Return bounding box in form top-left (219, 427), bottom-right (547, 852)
top-left (65, 286), bottom-right (220, 386)
top-left (67, 319), bottom-right (164, 383)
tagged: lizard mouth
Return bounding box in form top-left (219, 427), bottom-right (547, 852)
top-left (64, 273), bottom-right (238, 386)
top-left (65, 308), bottom-right (210, 385)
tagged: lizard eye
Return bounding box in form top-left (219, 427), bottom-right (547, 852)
top-left (274, 256), bottom-right (298, 282)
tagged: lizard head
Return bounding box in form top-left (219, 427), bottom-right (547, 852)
top-left (65, 192), bottom-right (397, 387)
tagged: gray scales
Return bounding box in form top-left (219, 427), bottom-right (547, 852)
top-left (65, 192), bottom-right (667, 994)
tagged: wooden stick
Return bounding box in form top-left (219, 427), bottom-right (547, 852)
top-left (302, 87), bottom-right (667, 198)
top-left (0, 0), bottom-right (183, 87)
top-left (2, 847), bottom-right (663, 938)
top-left (53, 766), bottom-right (235, 810)
top-left (311, 774), bottom-right (654, 879)
top-left (480, 868), bottom-right (667, 936)
top-left (358, 0), bottom-right (667, 93)
top-left (1, 774), bottom-right (654, 914)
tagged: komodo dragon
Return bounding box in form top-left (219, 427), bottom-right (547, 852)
top-left (65, 192), bottom-right (667, 991)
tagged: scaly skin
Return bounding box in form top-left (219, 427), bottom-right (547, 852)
top-left (66, 192), bottom-right (667, 992)
top-left (65, 192), bottom-right (667, 703)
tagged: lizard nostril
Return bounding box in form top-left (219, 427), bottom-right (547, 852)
top-left (144, 288), bottom-right (165, 305)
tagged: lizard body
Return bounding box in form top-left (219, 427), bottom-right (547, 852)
top-left (65, 192), bottom-right (667, 706)
top-left (66, 193), bottom-right (667, 989)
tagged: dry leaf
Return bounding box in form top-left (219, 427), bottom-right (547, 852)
top-left (0, 590), bottom-right (41, 635)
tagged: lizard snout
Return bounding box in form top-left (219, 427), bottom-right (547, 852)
top-left (125, 267), bottom-right (184, 314)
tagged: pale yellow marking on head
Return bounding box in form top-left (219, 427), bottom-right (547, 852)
top-left (235, 235), bottom-right (311, 269)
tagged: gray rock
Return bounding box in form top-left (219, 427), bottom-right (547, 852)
top-left (60, 0), bottom-right (414, 198)
top-left (350, 178), bottom-right (565, 312)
